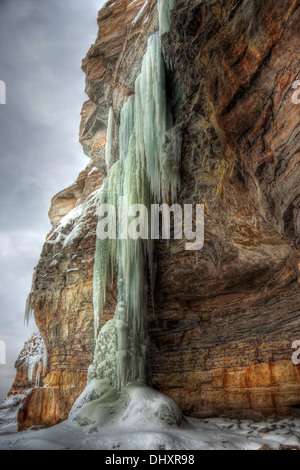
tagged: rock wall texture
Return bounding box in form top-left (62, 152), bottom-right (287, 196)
top-left (150, 0), bottom-right (300, 419)
top-left (6, 0), bottom-right (300, 428)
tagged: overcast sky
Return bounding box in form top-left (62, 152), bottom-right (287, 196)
top-left (0, 0), bottom-right (106, 402)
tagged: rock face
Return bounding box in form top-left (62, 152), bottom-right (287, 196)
top-left (148, 0), bottom-right (300, 419)
top-left (6, 0), bottom-right (300, 428)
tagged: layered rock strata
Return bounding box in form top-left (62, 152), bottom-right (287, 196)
top-left (150, 0), bottom-right (300, 419)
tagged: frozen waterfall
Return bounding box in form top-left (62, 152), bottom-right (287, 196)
top-left (91, 1), bottom-right (181, 393)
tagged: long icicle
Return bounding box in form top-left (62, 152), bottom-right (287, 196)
top-left (91, 0), bottom-right (182, 391)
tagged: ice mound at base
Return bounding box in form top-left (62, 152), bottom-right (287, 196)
top-left (69, 379), bottom-right (183, 431)
top-left (0, 383), bottom-right (188, 450)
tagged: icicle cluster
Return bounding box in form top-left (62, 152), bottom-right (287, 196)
top-left (24, 268), bottom-right (37, 326)
top-left (157, 0), bottom-right (176, 37)
top-left (24, 293), bottom-right (33, 327)
top-left (91, 95), bottom-right (152, 388)
top-left (16, 333), bottom-right (48, 388)
top-left (90, 1), bottom-right (181, 391)
top-left (27, 337), bottom-right (48, 388)
top-left (105, 107), bottom-right (114, 171)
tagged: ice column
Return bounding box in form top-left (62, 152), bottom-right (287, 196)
top-left (91, 0), bottom-right (181, 391)
top-left (157, 0), bottom-right (176, 36)
top-left (105, 107), bottom-right (114, 171)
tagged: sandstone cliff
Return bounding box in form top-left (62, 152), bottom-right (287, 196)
top-left (5, 0), bottom-right (300, 428)
top-left (150, 0), bottom-right (300, 419)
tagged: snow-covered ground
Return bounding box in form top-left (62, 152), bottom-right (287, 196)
top-left (0, 415), bottom-right (300, 450)
top-left (0, 382), bottom-right (299, 450)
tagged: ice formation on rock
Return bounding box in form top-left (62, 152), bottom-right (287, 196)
top-left (16, 333), bottom-right (48, 387)
top-left (24, 293), bottom-right (33, 327)
top-left (91, 0), bottom-right (182, 394)
top-left (105, 107), bottom-right (114, 171)
top-left (157, 0), bottom-right (176, 37)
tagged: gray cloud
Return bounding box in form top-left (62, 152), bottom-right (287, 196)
top-left (0, 0), bottom-right (106, 402)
